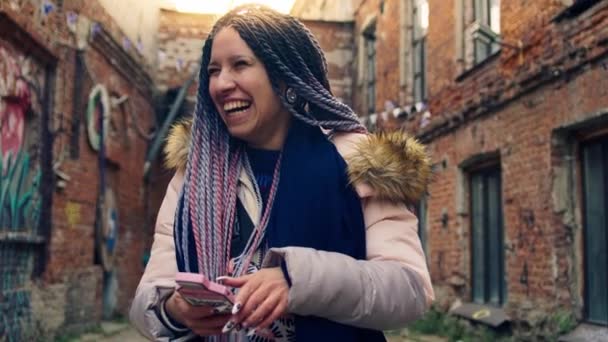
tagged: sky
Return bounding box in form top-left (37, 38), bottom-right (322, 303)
top-left (172, 0), bottom-right (297, 14)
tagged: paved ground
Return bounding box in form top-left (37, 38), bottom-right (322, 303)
top-left (73, 322), bottom-right (447, 342)
top-left (386, 333), bottom-right (447, 342)
top-left (75, 322), bottom-right (147, 342)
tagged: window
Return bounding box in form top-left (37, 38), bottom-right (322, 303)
top-left (472, 0), bottom-right (500, 64)
top-left (470, 166), bottom-right (506, 306)
top-left (412, 0), bottom-right (428, 103)
top-left (581, 137), bottom-right (608, 325)
top-left (417, 196), bottom-right (428, 254)
top-left (459, 0), bottom-right (501, 69)
top-left (364, 30), bottom-right (376, 115)
top-left (556, 0), bottom-right (601, 20)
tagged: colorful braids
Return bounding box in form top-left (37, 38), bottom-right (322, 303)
top-left (176, 4), bottom-right (367, 283)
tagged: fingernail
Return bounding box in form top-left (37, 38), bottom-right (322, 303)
top-left (216, 276), bottom-right (230, 282)
top-left (222, 320), bottom-right (235, 333)
top-left (246, 328), bottom-right (257, 337)
top-left (232, 302), bottom-right (242, 315)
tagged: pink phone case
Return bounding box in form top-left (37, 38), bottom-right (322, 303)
top-left (175, 272), bottom-right (235, 314)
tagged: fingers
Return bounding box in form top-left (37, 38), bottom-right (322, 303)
top-left (173, 292), bottom-right (217, 319)
top-left (187, 314), bottom-right (231, 336)
top-left (220, 268), bottom-right (289, 335)
top-left (233, 276), bottom-right (264, 319)
top-left (217, 274), bottom-right (250, 288)
top-left (242, 292), bottom-right (281, 329)
top-left (256, 296), bottom-right (288, 330)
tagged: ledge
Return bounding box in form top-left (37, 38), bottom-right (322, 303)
top-left (455, 50), bottom-right (502, 83)
top-left (450, 302), bottom-right (509, 327)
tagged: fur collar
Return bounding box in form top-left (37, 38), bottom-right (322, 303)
top-left (164, 119), bottom-right (431, 203)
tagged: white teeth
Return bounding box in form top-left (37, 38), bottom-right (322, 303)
top-left (223, 100), bottom-right (250, 112)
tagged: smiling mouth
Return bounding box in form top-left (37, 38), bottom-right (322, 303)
top-left (223, 100), bottom-right (251, 115)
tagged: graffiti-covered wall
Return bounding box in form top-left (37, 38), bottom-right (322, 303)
top-left (0, 0), bottom-right (158, 340)
top-left (0, 31), bottom-right (49, 342)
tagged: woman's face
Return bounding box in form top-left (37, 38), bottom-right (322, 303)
top-left (208, 27), bottom-right (291, 150)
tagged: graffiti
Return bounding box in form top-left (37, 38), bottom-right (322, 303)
top-left (0, 45), bottom-right (32, 164)
top-left (97, 187), bottom-right (119, 272)
top-left (86, 84), bottom-right (110, 151)
top-left (65, 201), bottom-right (81, 228)
top-left (0, 39), bottom-right (44, 342)
top-left (0, 150), bottom-right (41, 229)
top-left (0, 41), bottom-right (43, 231)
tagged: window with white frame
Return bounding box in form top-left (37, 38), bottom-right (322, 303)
top-left (472, 0), bottom-right (501, 63)
top-left (459, 0), bottom-right (501, 69)
top-left (412, 0), bottom-right (428, 103)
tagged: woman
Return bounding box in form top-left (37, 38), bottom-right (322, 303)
top-left (130, 4), bottom-right (433, 341)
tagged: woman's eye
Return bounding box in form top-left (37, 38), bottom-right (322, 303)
top-left (234, 60), bottom-right (248, 68)
top-left (208, 68), bottom-right (219, 76)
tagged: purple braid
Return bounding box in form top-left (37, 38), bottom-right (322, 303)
top-left (175, 4), bottom-right (367, 289)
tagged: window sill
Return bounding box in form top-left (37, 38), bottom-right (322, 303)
top-left (455, 50), bottom-right (501, 83)
top-left (553, 0), bottom-right (601, 22)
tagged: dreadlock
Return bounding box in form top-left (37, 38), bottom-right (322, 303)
top-left (175, 5), bottom-right (367, 299)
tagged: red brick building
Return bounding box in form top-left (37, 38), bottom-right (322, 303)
top-left (352, 0), bottom-right (608, 335)
top-left (0, 1), bottom-right (364, 340)
top-left (4, 0), bottom-right (607, 340)
top-left (0, 1), bottom-right (157, 340)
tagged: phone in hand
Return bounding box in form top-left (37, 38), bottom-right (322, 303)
top-left (175, 272), bottom-right (235, 314)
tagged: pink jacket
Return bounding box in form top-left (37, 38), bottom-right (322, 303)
top-left (130, 121), bottom-right (434, 341)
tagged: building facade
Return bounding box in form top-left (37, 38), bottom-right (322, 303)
top-left (0, 1), bottom-right (158, 340)
top-left (352, 0), bottom-right (608, 334)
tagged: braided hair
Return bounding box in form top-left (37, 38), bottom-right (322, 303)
top-left (176, 4), bottom-right (366, 279)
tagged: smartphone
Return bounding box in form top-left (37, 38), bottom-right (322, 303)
top-left (175, 272), bottom-right (235, 314)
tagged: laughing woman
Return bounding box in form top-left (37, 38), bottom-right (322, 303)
top-left (130, 4), bottom-right (434, 342)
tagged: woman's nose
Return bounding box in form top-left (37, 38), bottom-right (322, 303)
top-left (216, 70), bottom-right (236, 92)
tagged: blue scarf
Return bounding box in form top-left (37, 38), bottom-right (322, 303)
top-left (176, 119), bottom-right (385, 341)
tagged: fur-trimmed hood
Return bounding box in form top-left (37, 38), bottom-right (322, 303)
top-left (164, 119), bottom-right (431, 203)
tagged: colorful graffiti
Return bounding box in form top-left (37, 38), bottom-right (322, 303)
top-left (0, 41), bottom-right (42, 231)
top-left (86, 84), bottom-right (110, 152)
top-left (0, 39), bottom-right (44, 342)
top-left (0, 45), bottom-right (31, 164)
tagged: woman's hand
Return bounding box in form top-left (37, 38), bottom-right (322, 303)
top-left (220, 267), bottom-right (289, 332)
top-left (165, 291), bottom-right (231, 336)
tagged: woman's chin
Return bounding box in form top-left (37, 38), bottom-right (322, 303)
top-left (226, 124), bottom-right (255, 142)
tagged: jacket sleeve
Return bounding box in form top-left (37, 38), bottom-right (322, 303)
top-left (262, 188), bottom-right (434, 330)
top-left (129, 172), bottom-right (186, 341)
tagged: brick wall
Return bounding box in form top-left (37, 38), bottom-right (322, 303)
top-left (0, 0), bottom-right (157, 339)
top-left (155, 10), bottom-right (356, 106)
top-left (301, 20), bottom-right (356, 107)
top-left (354, 0), bottom-right (608, 328)
top-left (156, 9), bottom-right (215, 94)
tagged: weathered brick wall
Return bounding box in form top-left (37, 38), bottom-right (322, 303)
top-left (301, 20), bottom-right (355, 107)
top-left (156, 9), bottom-right (215, 94)
top-left (354, 0), bottom-right (608, 326)
top-left (353, 0), bottom-right (381, 115)
top-left (0, 0), bottom-right (157, 338)
top-left (155, 10), bottom-right (356, 106)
